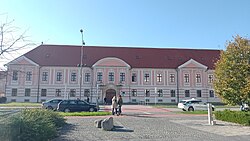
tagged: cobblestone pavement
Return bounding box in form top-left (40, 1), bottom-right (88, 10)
top-left (53, 105), bottom-right (250, 141)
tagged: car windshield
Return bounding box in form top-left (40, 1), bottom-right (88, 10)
top-left (186, 101), bottom-right (201, 104)
top-left (78, 101), bottom-right (87, 105)
top-left (61, 101), bottom-right (68, 104)
top-left (69, 100), bottom-right (77, 105)
top-left (51, 100), bottom-right (61, 103)
top-left (179, 100), bottom-right (186, 103)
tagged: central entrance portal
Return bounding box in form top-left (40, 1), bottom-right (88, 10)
top-left (106, 89), bottom-right (116, 104)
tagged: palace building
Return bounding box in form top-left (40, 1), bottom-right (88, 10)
top-left (5, 44), bottom-right (221, 104)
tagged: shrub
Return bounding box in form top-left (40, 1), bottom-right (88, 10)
top-left (2, 109), bottom-right (66, 141)
top-left (215, 110), bottom-right (250, 126)
top-left (0, 114), bottom-right (19, 141)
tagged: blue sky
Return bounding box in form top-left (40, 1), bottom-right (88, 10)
top-left (1, 0), bottom-right (250, 68)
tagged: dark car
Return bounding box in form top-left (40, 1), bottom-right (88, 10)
top-left (57, 99), bottom-right (99, 112)
top-left (42, 99), bottom-right (63, 110)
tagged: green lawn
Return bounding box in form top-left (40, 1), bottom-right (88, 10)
top-left (0, 102), bottom-right (41, 107)
top-left (214, 105), bottom-right (239, 108)
top-left (152, 104), bottom-right (239, 109)
top-left (175, 111), bottom-right (211, 114)
top-left (59, 111), bottom-right (111, 116)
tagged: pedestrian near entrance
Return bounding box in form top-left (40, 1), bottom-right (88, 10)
top-left (111, 96), bottom-right (117, 115)
top-left (117, 95), bottom-right (123, 116)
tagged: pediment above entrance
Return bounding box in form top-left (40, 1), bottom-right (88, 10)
top-left (6, 56), bottom-right (39, 66)
top-left (178, 59), bottom-right (207, 69)
top-left (92, 57), bottom-right (131, 68)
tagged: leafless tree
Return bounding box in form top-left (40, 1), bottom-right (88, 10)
top-left (0, 15), bottom-right (35, 63)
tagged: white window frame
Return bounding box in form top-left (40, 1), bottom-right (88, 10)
top-left (170, 74), bottom-right (175, 83)
top-left (26, 71), bottom-right (32, 81)
top-left (184, 74), bottom-right (189, 83)
top-left (157, 74), bottom-right (162, 82)
top-left (144, 73), bottom-right (150, 82)
top-left (108, 72), bottom-right (114, 82)
top-left (56, 72), bottom-right (63, 81)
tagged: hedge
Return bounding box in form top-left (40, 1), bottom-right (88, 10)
top-left (0, 109), bottom-right (66, 141)
top-left (214, 110), bottom-right (250, 126)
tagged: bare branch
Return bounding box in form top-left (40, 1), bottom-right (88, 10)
top-left (0, 15), bottom-right (34, 59)
top-left (1, 26), bottom-right (3, 52)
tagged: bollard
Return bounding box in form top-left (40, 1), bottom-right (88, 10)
top-left (207, 103), bottom-right (213, 125)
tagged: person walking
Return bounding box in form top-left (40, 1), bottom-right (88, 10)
top-left (111, 96), bottom-right (117, 115)
top-left (117, 95), bottom-right (123, 116)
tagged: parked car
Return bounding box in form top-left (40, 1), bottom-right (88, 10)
top-left (57, 99), bottom-right (99, 112)
top-left (0, 97), bottom-right (7, 103)
top-left (42, 99), bottom-right (63, 110)
top-left (183, 102), bottom-right (215, 111)
top-left (240, 103), bottom-right (249, 112)
top-left (178, 98), bottom-right (202, 111)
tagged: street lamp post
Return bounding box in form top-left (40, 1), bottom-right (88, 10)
top-left (79, 29), bottom-right (85, 100)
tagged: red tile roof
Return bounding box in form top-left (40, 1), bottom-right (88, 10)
top-left (24, 45), bottom-right (221, 69)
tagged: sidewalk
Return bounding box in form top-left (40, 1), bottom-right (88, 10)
top-left (52, 105), bottom-right (250, 141)
top-left (100, 105), bottom-right (250, 136)
top-left (171, 119), bottom-right (250, 137)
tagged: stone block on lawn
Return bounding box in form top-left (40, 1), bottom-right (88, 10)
top-left (101, 117), bottom-right (113, 131)
top-left (94, 119), bottom-right (103, 128)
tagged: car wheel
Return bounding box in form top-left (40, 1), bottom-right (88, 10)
top-left (182, 109), bottom-right (186, 111)
top-left (212, 107), bottom-right (215, 111)
top-left (188, 107), bottom-right (194, 111)
top-left (89, 107), bottom-right (95, 112)
top-left (64, 108), bottom-right (70, 112)
top-left (47, 106), bottom-right (53, 110)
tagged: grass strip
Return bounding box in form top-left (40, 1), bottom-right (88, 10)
top-left (59, 111), bottom-right (111, 116)
top-left (0, 102), bottom-right (41, 107)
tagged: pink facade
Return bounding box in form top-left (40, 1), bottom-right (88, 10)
top-left (5, 45), bottom-right (221, 103)
top-left (5, 57), bottom-right (219, 103)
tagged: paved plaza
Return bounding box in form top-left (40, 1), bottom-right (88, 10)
top-left (53, 105), bottom-right (250, 141)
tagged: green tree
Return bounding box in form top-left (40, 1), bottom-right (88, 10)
top-left (214, 36), bottom-right (250, 105)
